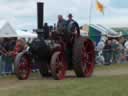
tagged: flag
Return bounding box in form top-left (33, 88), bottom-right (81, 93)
top-left (96, 0), bottom-right (104, 14)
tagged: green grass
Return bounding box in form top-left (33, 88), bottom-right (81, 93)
top-left (95, 63), bottom-right (128, 71)
top-left (0, 64), bottom-right (128, 96)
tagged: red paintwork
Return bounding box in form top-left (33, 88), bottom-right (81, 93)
top-left (16, 55), bottom-right (31, 80)
top-left (51, 40), bottom-right (67, 80)
top-left (55, 52), bottom-right (67, 80)
top-left (82, 39), bottom-right (95, 77)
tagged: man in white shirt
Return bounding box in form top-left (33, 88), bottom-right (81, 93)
top-left (96, 40), bottom-right (105, 65)
top-left (96, 40), bottom-right (105, 52)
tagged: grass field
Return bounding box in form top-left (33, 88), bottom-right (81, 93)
top-left (0, 64), bottom-right (128, 96)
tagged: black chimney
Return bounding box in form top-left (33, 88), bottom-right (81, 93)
top-left (37, 2), bottom-right (44, 32)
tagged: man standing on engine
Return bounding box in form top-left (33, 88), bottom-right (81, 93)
top-left (57, 15), bottom-right (67, 34)
top-left (67, 13), bottom-right (80, 37)
top-left (66, 14), bottom-right (80, 69)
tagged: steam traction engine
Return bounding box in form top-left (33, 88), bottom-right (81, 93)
top-left (14, 2), bottom-right (95, 80)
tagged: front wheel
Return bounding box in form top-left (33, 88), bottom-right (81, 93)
top-left (15, 52), bottom-right (31, 80)
top-left (50, 51), bottom-right (67, 80)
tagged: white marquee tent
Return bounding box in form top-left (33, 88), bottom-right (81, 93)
top-left (0, 21), bottom-right (17, 37)
top-left (0, 21), bottom-right (37, 38)
top-left (16, 30), bottom-right (37, 38)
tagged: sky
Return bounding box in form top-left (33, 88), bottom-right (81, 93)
top-left (0, 0), bottom-right (128, 30)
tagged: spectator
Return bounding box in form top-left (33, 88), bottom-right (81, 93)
top-left (111, 39), bottom-right (120, 64)
top-left (103, 40), bottom-right (112, 65)
top-left (118, 41), bottom-right (124, 64)
top-left (2, 38), bottom-right (16, 75)
top-left (8, 38), bottom-right (29, 73)
top-left (96, 40), bottom-right (105, 54)
top-left (0, 38), bottom-right (4, 75)
top-left (124, 40), bottom-right (128, 61)
top-left (0, 48), bottom-right (1, 75)
top-left (96, 40), bottom-right (105, 65)
top-left (10, 38), bottom-right (27, 58)
top-left (7, 38), bottom-right (16, 74)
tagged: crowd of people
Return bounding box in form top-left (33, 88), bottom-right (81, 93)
top-left (0, 38), bottom-right (30, 76)
top-left (96, 38), bottom-right (128, 65)
top-left (0, 38), bottom-right (16, 75)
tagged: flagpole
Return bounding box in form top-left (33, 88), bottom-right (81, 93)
top-left (88, 0), bottom-right (93, 37)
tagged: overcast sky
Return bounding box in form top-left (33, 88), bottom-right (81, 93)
top-left (0, 0), bottom-right (128, 30)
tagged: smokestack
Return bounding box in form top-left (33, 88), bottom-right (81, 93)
top-left (37, 2), bottom-right (44, 32)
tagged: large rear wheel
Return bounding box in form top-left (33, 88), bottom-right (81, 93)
top-left (15, 52), bottom-right (31, 80)
top-left (50, 51), bottom-right (67, 80)
top-left (73, 36), bottom-right (95, 77)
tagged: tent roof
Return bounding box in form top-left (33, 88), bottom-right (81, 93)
top-left (98, 25), bottom-right (122, 37)
top-left (16, 30), bottom-right (38, 38)
top-left (82, 24), bottom-right (109, 35)
top-left (122, 31), bottom-right (128, 36)
top-left (0, 21), bottom-right (17, 38)
top-left (0, 20), bottom-right (7, 29)
top-left (0, 20), bottom-right (37, 38)
top-left (82, 24), bottom-right (122, 37)
top-left (90, 24), bottom-right (107, 35)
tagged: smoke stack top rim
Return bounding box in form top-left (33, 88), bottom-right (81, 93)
top-left (37, 0), bottom-right (44, 3)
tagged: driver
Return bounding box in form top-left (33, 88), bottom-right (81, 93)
top-left (67, 13), bottom-right (80, 37)
top-left (66, 14), bottom-right (80, 69)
